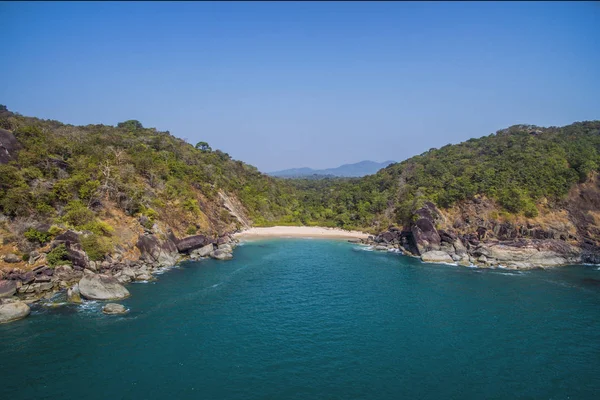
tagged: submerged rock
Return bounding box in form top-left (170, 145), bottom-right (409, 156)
top-left (0, 299), bottom-right (30, 324)
top-left (78, 274), bottom-right (130, 300)
top-left (102, 303), bottom-right (128, 315)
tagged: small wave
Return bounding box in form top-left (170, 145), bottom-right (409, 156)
top-left (78, 300), bottom-right (102, 313)
top-left (211, 283), bottom-right (221, 288)
top-left (354, 245), bottom-right (374, 252)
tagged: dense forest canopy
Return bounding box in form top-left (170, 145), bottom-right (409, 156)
top-left (1, 106), bottom-right (599, 239)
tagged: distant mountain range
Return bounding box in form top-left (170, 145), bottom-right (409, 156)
top-left (268, 160), bottom-right (396, 178)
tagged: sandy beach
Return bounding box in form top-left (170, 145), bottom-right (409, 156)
top-left (234, 226), bottom-right (369, 240)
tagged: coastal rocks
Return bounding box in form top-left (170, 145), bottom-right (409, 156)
top-left (411, 203), bottom-right (443, 254)
top-left (421, 251), bottom-right (455, 264)
top-left (210, 249), bottom-right (233, 261)
top-left (0, 299), bottom-right (30, 323)
top-left (78, 274), bottom-right (130, 300)
top-left (66, 248), bottom-right (89, 269)
top-left (134, 272), bottom-right (155, 282)
top-left (473, 240), bottom-right (579, 269)
top-left (54, 265), bottom-right (83, 282)
top-left (176, 234), bottom-right (209, 253)
top-left (67, 284), bottom-right (82, 303)
top-left (136, 234), bottom-right (178, 267)
top-left (0, 280), bottom-right (17, 298)
top-left (102, 303), bottom-right (128, 315)
top-left (217, 243), bottom-right (233, 253)
top-left (190, 243), bottom-right (214, 259)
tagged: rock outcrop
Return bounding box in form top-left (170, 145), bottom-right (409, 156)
top-left (102, 303), bottom-right (128, 315)
top-left (176, 234), bottom-right (210, 254)
top-left (136, 234), bottom-right (178, 267)
top-left (0, 299), bottom-right (30, 323)
top-left (421, 250), bottom-right (454, 264)
top-left (78, 274), bottom-right (130, 300)
top-left (0, 280), bottom-right (17, 298)
top-left (190, 243), bottom-right (214, 258)
top-left (363, 200), bottom-right (596, 269)
top-left (67, 284), bottom-right (82, 303)
top-left (210, 249), bottom-right (233, 260)
top-left (0, 128), bottom-right (20, 164)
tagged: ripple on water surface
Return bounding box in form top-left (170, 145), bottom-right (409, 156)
top-left (1, 239), bottom-right (599, 400)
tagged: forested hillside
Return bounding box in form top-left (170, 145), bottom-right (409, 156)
top-left (0, 106), bottom-right (300, 261)
top-left (285, 121), bottom-right (600, 232)
top-left (1, 104), bottom-right (599, 266)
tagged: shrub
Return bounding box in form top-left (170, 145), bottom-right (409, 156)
top-left (24, 228), bottom-right (52, 244)
top-left (81, 220), bottom-right (114, 236)
top-left (47, 244), bottom-right (71, 267)
top-left (81, 234), bottom-right (113, 261)
top-left (62, 200), bottom-right (95, 227)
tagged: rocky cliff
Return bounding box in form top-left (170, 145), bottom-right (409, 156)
top-left (365, 173), bottom-right (600, 268)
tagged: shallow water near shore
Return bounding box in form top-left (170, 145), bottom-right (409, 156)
top-left (1, 239), bottom-right (599, 399)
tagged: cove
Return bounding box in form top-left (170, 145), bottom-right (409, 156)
top-left (1, 239), bottom-right (599, 399)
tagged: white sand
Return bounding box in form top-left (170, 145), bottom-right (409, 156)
top-left (234, 226), bottom-right (369, 240)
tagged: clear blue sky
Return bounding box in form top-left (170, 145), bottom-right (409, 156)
top-left (1, 1), bottom-right (599, 172)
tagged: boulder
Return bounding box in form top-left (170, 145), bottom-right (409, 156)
top-left (210, 250), bottom-right (233, 261)
top-left (217, 243), bottom-right (232, 253)
top-left (0, 299), bottom-right (30, 323)
top-left (190, 243), bottom-right (214, 258)
top-left (20, 271), bottom-right (35, 284)
top-left (136, 234), bottom-right (178, 267)
top-left (0, 280), bottom-right (17, 298)
top-left (135, 273), bottom-right (154, 281)
top-left (421, 251), bottom-right (454, 264)
top-left (102, 303), bottom-right (128, 315)
top-left (67, 284), bottom-right (82, 303)
top-left (54, 230), bottom-right (80, 244)
top-left (54, 265), bottom-right (81, 282)
top-left (66, 248), bottom-right (89, 269)
top-left (411, 219), bottom-right (441, 254)
top-left (78, 274), bottom-right (130, 300)
top-left (176, 235), bottom-right (209, 253)
top-left (216, 236), bottom-right (231, 246)
top-left (3, 253), bottom-right (21, 263)
top-left (379, 231), bottom-right (394, 243)
top-left (0, 128), bottom-right (21, 164)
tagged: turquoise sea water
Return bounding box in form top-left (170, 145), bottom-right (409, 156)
top-left (1, 239), bottom-right (599, 399)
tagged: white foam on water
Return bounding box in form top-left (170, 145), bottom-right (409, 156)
top-left (354, 245), bottom-right (374, 252)
top-left (78, 300), bottom-right (102, 313)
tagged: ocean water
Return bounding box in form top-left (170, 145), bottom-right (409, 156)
top-left (1, 239), bottom-right (599, 400)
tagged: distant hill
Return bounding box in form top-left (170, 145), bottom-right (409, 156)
top-left (269, 160), bottom-right (396, 178)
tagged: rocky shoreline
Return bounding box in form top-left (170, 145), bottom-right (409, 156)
top-left (356, 202), bottom-right (600, 269)
top-left (0, 229), bottom-right (239, 324)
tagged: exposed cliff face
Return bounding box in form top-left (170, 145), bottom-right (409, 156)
top-left (369, 174), bottom-right (600, 268)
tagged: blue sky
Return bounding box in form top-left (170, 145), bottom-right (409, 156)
top-left (1, 1), bottom-right (599, 172)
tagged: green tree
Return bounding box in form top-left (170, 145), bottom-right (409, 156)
top-left (195, 141), bottom-right (212, 152)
